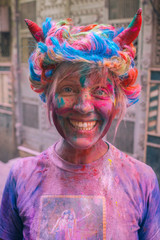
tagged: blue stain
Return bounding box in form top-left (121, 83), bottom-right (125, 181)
top-left (55, 93), bottom-right (65, 108)
top-left (28, 58), bottom-right (41, 81)
top-left (80, 75), bottom-right (86, 88)
top-left (79, 65), bottom-right (90, 87)
top-left (73, 135), bottom-right (78, 141)
top-left (42, 17), bottom-right (52, 38)
top-left (59, 97), bottom-right (65, 107)
top-left (107, 78), bottom-right (112, 84)
top-left (114, 27), bottom-right (124, 38)
top-left (39, 92), bottom-right (46, 103)
top-left (31, 181), bottom-right (42, 197)
top-left (38, 42), bottom-right (48, 53)
top-left (48, 32), bottom-right (120, 62)
top-left (45, 69), bottom-right (53, 77)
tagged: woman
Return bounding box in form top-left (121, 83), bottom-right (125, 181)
top-left (50, 210), bottom-right (75, 239)
top-left (0, 9), bottom-right (160, 240)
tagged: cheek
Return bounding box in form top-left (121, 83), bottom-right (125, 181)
top-left (93, 99), bottom-right (114, 120)
top-left (53, 95), bottom-right (75, 115)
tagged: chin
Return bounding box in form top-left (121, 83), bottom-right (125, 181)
top-left (66, 137), bottom-right (99, 150)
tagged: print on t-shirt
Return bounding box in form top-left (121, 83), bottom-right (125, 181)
top-left (37, 195), bottom-right (106, 240)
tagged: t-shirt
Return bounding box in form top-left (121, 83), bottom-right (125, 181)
top-left (0, 142), bottom-right (160, 240)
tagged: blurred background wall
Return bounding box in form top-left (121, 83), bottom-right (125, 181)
top-left (0, 0), bottom-right (160, 181)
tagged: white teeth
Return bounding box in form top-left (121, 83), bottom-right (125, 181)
top-left (83, 122), bottom-right (87, 128)
top-left (69, 120), bottom-right (96, 130)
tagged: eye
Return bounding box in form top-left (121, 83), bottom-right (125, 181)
top-left (95, 89), bottom-right (105, 96)
top-left (62, 87), bottom-right (73, 93)
top-left (92, 87), bottom-right (109, 98)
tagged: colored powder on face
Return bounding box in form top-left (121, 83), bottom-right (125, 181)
top-left (107, 78), bottom-right (112, 85)
top-left (59, 97), bottom-right (65, 107)
top-left (55, 93), bottom-right (65, 108)
top-left (79, 65), bottom-right (90, 87)
top-left (80, 75), bottom-right (86, 88)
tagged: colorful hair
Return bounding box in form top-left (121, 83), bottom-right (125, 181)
top-left (26, 9), bottom-right (142, 108)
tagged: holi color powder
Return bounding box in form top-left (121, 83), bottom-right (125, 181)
top-left (37, 195), bottom-right (106, 240)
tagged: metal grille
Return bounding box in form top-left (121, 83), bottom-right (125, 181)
top-left (22, 103), bottom-right (39, 129)
top-left (0, 32), bottom-right (10, 57)
top-left (21, 37), bottom-right (36, 63)
top-left (108, 0), bottom-right (139, 19)
top-left (145, 69), bottom-right (160, 184)
top-left (148, 84), bottom-right (159, 132)
top-left (155, 2), bottom-right (160, 65)
top-left (148, 71), bottom-right (160, 134)
top-left (147, 146), bottom-right (160, 185)
top-left (0, 73), bottom-right (12, 106)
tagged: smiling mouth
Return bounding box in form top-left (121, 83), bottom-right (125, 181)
top-left (69, 119), bottom-right (97, 131)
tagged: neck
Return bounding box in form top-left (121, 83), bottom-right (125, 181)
top-left (55, 139), bottom-right (108, 164)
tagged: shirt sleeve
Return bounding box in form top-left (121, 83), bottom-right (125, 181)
top-left (0, 168), bottom-right (23, 240)
top-left (138, 170), bottom-right (160, 240)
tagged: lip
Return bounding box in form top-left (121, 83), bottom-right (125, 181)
top-left (68, 117), bottom-right (100, 122)
top-left (67, 118), bottom-right (99, 133)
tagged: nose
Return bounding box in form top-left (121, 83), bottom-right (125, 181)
top-left (73, 91), bottom-right (94, 114)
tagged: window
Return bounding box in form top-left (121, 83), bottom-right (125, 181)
top-left (0, 6), bottom-right (10, 58)
top-left (20, 1), bottom-right (36, 29)
top-left (155, 1), bottom-right (160, 65)
top-left (107, 119), bottom-right (134, 154)
top-left (145, 69), bottom-right (160, 185)
top-left (21, 37), bottom-right (36, 63)
top-left (0, 72), bottom-right (12, 106)
top-left (0, 32), bottom-right (10, 57)
top-left (22, 103), bottom-right (39, 129)
top-left (147, 71), bottom-right (160, 133)
top-left (109, 0), bottom-right (139, 19)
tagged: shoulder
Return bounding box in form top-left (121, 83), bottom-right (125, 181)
top-left (109, 143), bottom-right (158, 189)
top-left (10, 146), bottom-right (53, 182)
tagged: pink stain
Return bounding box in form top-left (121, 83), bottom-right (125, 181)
top-left (115, 176), bottom-right (119, 184)
top-left (81, 165), bottom-right (86, 171)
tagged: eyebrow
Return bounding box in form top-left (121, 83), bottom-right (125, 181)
top-left (58, 77), bottom-right (80, 85)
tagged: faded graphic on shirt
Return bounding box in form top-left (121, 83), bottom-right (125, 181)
top-left (37, 195), bottom-right (106, 240)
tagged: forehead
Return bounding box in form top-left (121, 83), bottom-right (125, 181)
top-left (55, 63), bottom-right (108, 87)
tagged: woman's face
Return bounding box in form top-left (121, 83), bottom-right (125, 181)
top-left (51, 66), bottom-right (115, 149)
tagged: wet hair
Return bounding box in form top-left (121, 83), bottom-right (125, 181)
top-left (28, 18), bottom-right (141, 109)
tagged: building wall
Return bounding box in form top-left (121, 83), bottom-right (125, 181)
top-left (0, 0), bottom-right (18, 162)
top-left (144, 0), bottom-right (160, 183)
top-left (16, 0), bottom-right (158, 165)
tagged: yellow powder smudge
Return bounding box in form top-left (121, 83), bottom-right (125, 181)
top-left (108, 158), bottom-right (112, 165)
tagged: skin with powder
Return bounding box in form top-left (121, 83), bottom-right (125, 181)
top-left (52, 65), bottom-right (115, 164)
